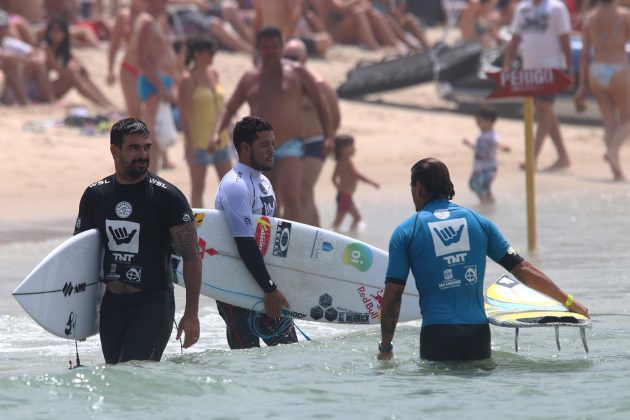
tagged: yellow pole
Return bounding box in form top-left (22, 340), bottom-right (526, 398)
top-left (523, 97), bottom-right (536, 252)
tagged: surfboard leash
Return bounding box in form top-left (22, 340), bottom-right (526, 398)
top-left (68, 340), bottom-right (84, 370)
top-left (173, 319), bottom-right (184, 355)
top-left (293, 323), bottom-right (311, 342)
top-left (247, 303), bottom-right (311, 342)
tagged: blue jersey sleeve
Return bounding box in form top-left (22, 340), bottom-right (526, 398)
top-left (483, 217), bottom-right (511, 262)
top-left (386, 223), bottom-right (412, 284)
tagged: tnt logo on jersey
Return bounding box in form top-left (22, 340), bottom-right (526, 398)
top-left (260, 195), bottom-right (275, 216)
top-left (428, 218), bottom-right (470, 257)
top-left (106, 220), bottom-right (140, 253)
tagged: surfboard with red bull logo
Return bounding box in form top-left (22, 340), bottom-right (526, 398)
top-left (172, 209), bottom-right (420, 324)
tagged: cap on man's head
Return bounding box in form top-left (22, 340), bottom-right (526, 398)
top-left (0, 10), bottom-right (9, 28)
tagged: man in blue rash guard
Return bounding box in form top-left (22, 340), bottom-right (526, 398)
top-left (377, 158), bottom-right (589, 361)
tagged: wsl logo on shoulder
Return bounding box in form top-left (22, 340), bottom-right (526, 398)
top-left (428, 218), bottom-right (470, 263)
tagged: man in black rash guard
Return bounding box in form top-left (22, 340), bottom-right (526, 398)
top-left (74, 118), bottom-right (202, 364)
top-left (214, 116), bottom-right (298, 349)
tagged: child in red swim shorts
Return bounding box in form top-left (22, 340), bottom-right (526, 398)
top-left (331, 135), bottom-right (380, 231)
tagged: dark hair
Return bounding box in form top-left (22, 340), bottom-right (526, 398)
top-left (185, 35), bottom-right (218, 66)
top-left (44, 17), bottom-right (71, 66)
top-left (110, 118), bottom-right (150, 147)
top-left (172, 36), bottom-right (186, 55)
top-left (233, 116), bottom-right (274, 156)
top-left (410, 158), bottom-right (455, 200)
top-left (334, 134), bottom-right (354, 160)
top-left (475, 106), bottom-right (497, 123)
top-left (256, 26), bottom-right (283, 45)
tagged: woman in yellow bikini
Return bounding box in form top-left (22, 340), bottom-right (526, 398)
top-left (179, 35), bottom-right (234, 208)
top-left (577, 0), bottom-right (630, 180)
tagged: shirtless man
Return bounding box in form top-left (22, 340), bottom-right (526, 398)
top-left (283, 38), bottom-right (340, 227)
top-left (131, 0), bottom-right (178, 173)
top-left (107, 0), bottom-right (144, 118)
top-left (576, 0), bottom-right (630, 180)
top-left (254, 0), bottom-right (301, 40)
top-left (211, 26), bottom-right (332, 223)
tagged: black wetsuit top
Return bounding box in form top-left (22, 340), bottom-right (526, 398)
top-left (74, 173), bottom-right (194, 290)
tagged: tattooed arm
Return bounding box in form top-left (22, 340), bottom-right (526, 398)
top-left (170, 222), bottom-right (202, 349)
top-left (378, 281), bottom-right (405, 360)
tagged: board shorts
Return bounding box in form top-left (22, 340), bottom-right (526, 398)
top-left (336, 192), bottom-right (354, 214)
top-left (99, 288), bottom-right (175, 364)
top-left (136, 74), bottom-right (173, 103)
top-left (194, 145), bottom-right (233, 166)
top-left (274, 138), bottom-right (304, 160)
top-left (304, 135), bottom-right (326, 160)
top-left (215, 300), bottom-right (298, 349)
top-left (420, 323), bottom-right (491, 361)
top-left (469, 168), bottom-right (496, 197)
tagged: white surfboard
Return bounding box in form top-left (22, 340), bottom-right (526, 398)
top-left (12, 229), bottom-right (104, 340)
top-left (171, 209), bottom-right (419, 324)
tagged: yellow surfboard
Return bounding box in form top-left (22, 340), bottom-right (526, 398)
top-left (484, 276), bottom-right (591, 353)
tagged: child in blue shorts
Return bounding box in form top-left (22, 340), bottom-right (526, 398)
top-left (463, 106), bottom-right (511, 204)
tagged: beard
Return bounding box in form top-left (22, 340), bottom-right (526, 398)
top-left (124, 158), bottom-right (149, 178)
top-left (249, 151), bottom-right (273, 172)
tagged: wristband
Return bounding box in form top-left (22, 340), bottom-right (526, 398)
top-left (378, 342), bottom-right (393, 353)
top-left (564, 293), bottom-right (574, 308)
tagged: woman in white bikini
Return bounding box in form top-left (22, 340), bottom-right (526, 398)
top-left (576, 0), bottom-right (630, 180)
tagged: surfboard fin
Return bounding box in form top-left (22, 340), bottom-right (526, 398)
top-left (555, 326), bottom-right (561, 351)
top-left (580, 326), bottom-right (589, 353)
top-left (514, 327), bottom-right (519, 352)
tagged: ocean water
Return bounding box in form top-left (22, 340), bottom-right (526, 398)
top-left (1, 185), bottom-right (629, 419)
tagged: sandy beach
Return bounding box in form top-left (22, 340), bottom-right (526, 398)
top-left (0, 36), bottom-right (627, 242)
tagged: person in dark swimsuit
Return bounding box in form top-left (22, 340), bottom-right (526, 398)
top-left (74, 118), bottom-right (202, 364)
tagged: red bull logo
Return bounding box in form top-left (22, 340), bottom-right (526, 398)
top-left (357, 286), bottom-right (383, 319)
top-left (255, 217), bottom-right (271, 256)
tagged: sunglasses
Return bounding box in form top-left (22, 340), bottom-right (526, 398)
top-left (283, 55), bottom-right (301, 62)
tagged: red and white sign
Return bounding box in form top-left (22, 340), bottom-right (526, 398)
top-left (486, 68), bottom-right (572, 99)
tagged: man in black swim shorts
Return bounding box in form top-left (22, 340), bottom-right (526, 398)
top-left (377, 158), bottom-right (588, 362)
top-left (74, 118), bottom-right (202, 364)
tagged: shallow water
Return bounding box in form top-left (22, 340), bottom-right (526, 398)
top-left (1, 185), bottom-right (629, 419)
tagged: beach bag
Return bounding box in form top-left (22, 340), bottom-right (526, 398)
top-left (155, 101), bottom-right (177, 149)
